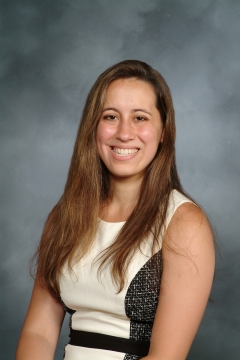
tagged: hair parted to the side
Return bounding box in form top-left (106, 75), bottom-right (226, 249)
top-left (33, 60), bottom-right (188, 297)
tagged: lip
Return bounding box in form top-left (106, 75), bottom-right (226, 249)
top-left (110, 146), bottom-right (140, 150)
top-left (109, 146), bottom-right (140, 160)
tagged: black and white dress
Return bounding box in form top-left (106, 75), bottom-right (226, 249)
top-left (60, 190), bottom-right (192, 359)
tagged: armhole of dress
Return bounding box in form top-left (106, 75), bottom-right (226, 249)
top-left (164, 190), bottom-right (195, 231)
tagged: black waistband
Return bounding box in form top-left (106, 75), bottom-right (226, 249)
top-left (69, 329), bottom-right (150, 357)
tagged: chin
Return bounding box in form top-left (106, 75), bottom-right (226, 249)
top-left (111, 170), bottom-right (145, 180)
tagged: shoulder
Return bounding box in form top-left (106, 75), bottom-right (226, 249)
top-left (169, 201), bottom-right (211, 238)
top-left (164, 200), bottom-right (215, 270)
top-left (171, 200), bottom-right (206, 230)
top-left (165, 190), bottom-right (194, 228)
top-left (168, 190), bottom-right (211, 242)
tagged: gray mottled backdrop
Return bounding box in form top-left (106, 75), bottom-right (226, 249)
top-left (1, 0), bottom-right (240, 359)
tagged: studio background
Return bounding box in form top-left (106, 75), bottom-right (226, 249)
top-left (1, 0), bottom-right (240, 359)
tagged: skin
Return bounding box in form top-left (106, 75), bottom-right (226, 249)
top-left (16, 281), bottom-right (65, 360)
top-left (97, 78), bottom-right (164, 222)
top-left (16, 78), bottom-right (215, 360)
top-left (97, 78), bottom-right (164, 182)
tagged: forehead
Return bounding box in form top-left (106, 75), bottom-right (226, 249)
top-left (104, 78), bottom-right (157, 106)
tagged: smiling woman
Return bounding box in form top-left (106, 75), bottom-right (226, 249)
top-left (16, 60), bottom-right (215, 360)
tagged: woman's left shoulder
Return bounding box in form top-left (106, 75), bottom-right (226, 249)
top-left (174, 201), bottom-right (209, 228)
top-left (167, 193), bottom-right (214, 255)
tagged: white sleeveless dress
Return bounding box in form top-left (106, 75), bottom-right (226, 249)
top-left (60, 190), bottom-right (192, 359)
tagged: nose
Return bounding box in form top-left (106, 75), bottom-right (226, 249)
top-left (115, 119), bottom-right (135, 142)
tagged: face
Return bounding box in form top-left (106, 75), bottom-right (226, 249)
top-left (96, 78), bottom-right (164, 181)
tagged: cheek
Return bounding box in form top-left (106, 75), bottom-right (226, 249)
top-left (96, 123), bottom-right (115, 143)
top-left (96, 123), bottom-right (115, 157)
top-left (138, 125), bottom-right (162, 145)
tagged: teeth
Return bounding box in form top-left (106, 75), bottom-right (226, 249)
top-left (112, 147), bottom-right (139, 156)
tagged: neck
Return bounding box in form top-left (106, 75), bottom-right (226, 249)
top-left (100, 174), bottom-right (143, 222)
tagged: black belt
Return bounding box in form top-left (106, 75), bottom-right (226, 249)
top-left (69, 329), bottom-right (150, 357)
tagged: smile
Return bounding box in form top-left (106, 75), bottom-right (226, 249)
top-left (111, 147), bottom-right (139, 156)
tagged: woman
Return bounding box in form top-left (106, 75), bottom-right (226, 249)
top-left (16, 60), bottom-right (215, 360)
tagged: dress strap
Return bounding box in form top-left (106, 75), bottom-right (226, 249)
top-left (69, 329), bottom-right (150, 357)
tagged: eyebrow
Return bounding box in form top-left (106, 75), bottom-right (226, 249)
top-left (102, 107), bottom-right (118, 113)
top-left (133, 108), bottom-right (152, 116)
top-left (102, 107), bottom-right (152, 116)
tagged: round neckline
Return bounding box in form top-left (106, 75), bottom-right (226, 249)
top-left (98, 218), bottom-right (126, 225)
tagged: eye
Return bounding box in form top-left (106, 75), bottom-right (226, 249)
top-left (103, 114), bottom-right (117, 120)
top-left (135, 116), bottom-right (147, 121)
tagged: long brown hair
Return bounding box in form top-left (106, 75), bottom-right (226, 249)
top-left (34, 60), bottom-right (186, 297)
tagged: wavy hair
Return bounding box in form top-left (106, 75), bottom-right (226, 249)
top-left (34, 60), bottom-right (187, 296)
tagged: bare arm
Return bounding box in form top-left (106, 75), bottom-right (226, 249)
top-left (143, 203), bottom-right (215, 360)
top-left (16, 281), bottom-right (65, 360)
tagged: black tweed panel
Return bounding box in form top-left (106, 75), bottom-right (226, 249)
top-left (60, 297), bottom-right (76, 328)
top-left (124, 354), bottom-right (141, 360)
top-left (123, 250), bottom-right (163, 360)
